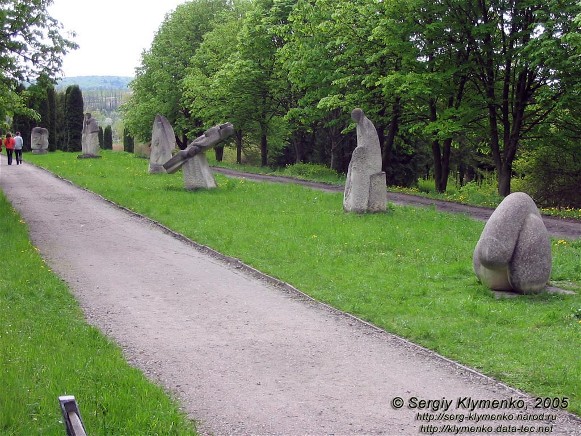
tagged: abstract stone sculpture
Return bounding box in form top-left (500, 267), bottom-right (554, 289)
top-left (343, 108), bottom-right (387, 213)
top-left (149, 114), bottom-right (176, 174)
top-left (163, 123), bottom-right (234, 190)
top-left (79, 113), bottom-right (100, 158)
top-left (473, 192), bottom-right (552, 294)
top-left (31, 127), bottom-right (49, 154)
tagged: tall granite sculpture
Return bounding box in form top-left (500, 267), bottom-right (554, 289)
top-left (149, 115), bottom-right (177, 173)
top-left (163, 123), bottom-right (234, 190)
top-left (79, 113), bottom-right (100, 158)
top-left (473, 192), bottom-right (552, 294)
top-left (31, 127), bottom-right (49, 154)
top-left (343, 108), bottom-right (387, 213)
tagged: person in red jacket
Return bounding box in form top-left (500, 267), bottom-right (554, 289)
top-left (4, 132), bottom-right (15, 165)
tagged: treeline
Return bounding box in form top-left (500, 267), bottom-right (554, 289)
top-left (122, 0), bottom-right (581, 207)
top-left (11, 82), bottom-right (131, 152)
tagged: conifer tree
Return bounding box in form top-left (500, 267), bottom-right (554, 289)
top-left (104, 125), bottom-right (113, 150)
top-left (64, 85), bottom-right (84, 152)
top-left (123, 127), bottom-right (134, 153)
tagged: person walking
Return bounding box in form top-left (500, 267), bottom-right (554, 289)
top-left (4, 133), bottom-right (15, 165)
top-left (13, 131), bottom-right (23, 165)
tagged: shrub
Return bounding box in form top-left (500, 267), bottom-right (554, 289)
top-left (515, 144), bottom-right (581, 209)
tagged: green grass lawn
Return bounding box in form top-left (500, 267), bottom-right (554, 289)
top-left (11, 150), bottom-right (581, 421)
top-left (0, 190), bottom-right (197, 434)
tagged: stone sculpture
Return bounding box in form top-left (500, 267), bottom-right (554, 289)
top-left (31, 127), bottom-right (49, 154)
top-left (163, 123), bottom-right (234, 190)
top-left (473, 192), bottom-right (552, 294)
top-left (79, 113), bottom-right (100, 158)
top-left (343, 108), bottom-right (387, 213)
top-left (149, 114), bottom-right (176, 174)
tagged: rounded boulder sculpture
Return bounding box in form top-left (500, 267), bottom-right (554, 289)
top-left (473, 192), bottom-right (552, 294)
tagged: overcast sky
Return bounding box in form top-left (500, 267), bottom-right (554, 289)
top-left (48, 0), bottom-right (188, 78)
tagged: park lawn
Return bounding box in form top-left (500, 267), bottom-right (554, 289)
top-left (0, 190), bottom-right (196, 434)
top-left (23, 150), bottom-right (581, 417)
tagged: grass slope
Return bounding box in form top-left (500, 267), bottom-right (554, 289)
top-left (21, 151), bottom-right (581, 417)
top-left (0, 191), bottom-right (196, 434)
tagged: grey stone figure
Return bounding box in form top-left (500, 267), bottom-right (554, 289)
top-left (343, 108), bottom-right (387, 213)
top-left (473, 192), bottom-right (552, 294)
top-left (163, 122), bottom-right (234, 190)
top-left (149, 114), bottom-right (176, 174)
top-left (31, 127), bottom-right (49, 154)
top-left (79, 113), bottom-right (100, 158)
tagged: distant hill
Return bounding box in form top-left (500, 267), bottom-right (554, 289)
top-left (56, 75), bottom-right (133, 91)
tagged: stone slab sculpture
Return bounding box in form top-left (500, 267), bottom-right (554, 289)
top-left (473, 192), bottom-right (552, 294)
top-left (31, 127), bottom-right (49, 154)
top-left (163, 122), bottom-right (234, 190)
top-left (343, 108), bottom-right (387, 213)
top-left (149, 114), bottom-right (176, 174)
top-left (79, 113), bottom-right (100, 158)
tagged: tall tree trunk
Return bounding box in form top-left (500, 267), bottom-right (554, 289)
top-left (260, 128), bottom-right (268, 167)
top-left (428, 99), bottom-right (451, 193)
top-left (214, 146), bottom-right (224, 162)
top-left (235, 130), bottom-right (243, 164)
top-left (381, 98), bottom-right (401, 175)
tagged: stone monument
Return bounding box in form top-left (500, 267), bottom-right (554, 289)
top-left (343, 108), bottom-right (387, 213)
top-left (473, 192), bottom-right (552, 294)
top-left (79, 113), bottom-right (100, 158)
top-left (149, 115), bottom-right (176, 173)
top-left (163, 122), bottom-right (234, 190)
top-left (31, 127), bottom-right (49, 154)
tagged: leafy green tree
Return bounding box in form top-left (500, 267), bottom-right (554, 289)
top-left (182, 0), bottom-right (253, 161)
top-left (0, 0), bottom-right (77, 126)
top-left (47, 86), bottom-right (57, 151)
top-left (54, 91), bottom-right (67, 150)
top-left (122, 0), bottom-right (230, 146)
top-left (227, 0), bottom-right (294, 166)
top-left (64, 85), bottom-right (84, 152)
top-left (444, 0), bottom-right (581, 196)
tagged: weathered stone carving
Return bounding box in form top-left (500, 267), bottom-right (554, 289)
top-left (79, 113), bottom-right (100, 158)
top-left (163, 123), bottom-right (234, 190)
top-left (473, 192), bottom-right (552, 294)
top-left (343, 108), bottom-right (387, 213)
top-left (149, 115), bottom-right (176, 174)
top-left (31, 127), bottom-right (49, 154)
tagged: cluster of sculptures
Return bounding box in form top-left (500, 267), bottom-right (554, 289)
top-left (29, 108), bottom-right (555, 294)
top-left (149, 114), bottom-right (234, 190)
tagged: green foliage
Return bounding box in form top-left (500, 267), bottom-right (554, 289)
top-left (122, 0), bottom-right (230, 144)
top-left (515, 144), bottom-right (581, 209)
top-left (0, 0), bottom-right (77, 82)
top-left (103, 125), bottom-right (113, 150)
top-left (0, 0), bottom-right (77, 130)
top-left (122, 0), bottom-right (581, 205)
top-left (98, 126), bottom-right (104, 148)
top-left (123, 127), bottom-right (134, 153)
top-left (27, 151), bottom-right (581, 416)
top-left (65, 85), bottom-right (84, 152)
top-left (279, 162), bottom-right (344, 183)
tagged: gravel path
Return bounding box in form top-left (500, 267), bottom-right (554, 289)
top-left (1, 159), bottom-right (580, 435)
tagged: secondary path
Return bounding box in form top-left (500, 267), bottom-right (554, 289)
top-left (213, 168), bottom-right (581, 240)
top-left (1, 159), bottom-right (580, 435)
